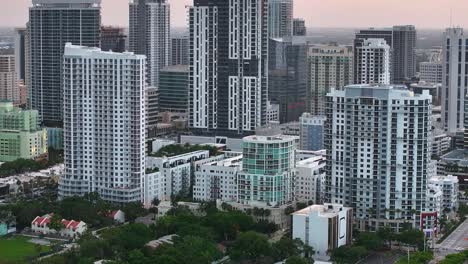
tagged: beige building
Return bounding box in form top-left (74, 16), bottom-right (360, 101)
top-left (0, 55), bottom-right (20, 105)
top-left (307, 44), bottom-right (353, 115)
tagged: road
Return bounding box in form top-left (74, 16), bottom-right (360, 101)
top-left (433, 218), bottom-right (468, 262)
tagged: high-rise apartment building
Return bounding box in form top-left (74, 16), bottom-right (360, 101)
top-left (307, 44), bottom-right (353, 115)
top-left (0, 55), bottom-right (20, 105)
top-left (14, 28), bottom-right (27, 82)
top-left (0, 102), bottom-right (47, 162)
top-left (354, 38), bottom-right (390, 85)
top-left (28, 0), bottom-right (101, 126)
top-left (269, 37), bottom-right (307, 123)
top-left (442, 28), bottom-right (468, 134)
top-left (171, 37), bottom-right (189, 66)
top-left (355, 26), bottom-right (417, 84)
top-left (129, 0), bottom-right (170, 87)
top-left (59, 44), bottom-right (146, 203)
top-left (238, 135), bottom-right (297, 207)
top-left (325, 84), bottom-right (432, 232)
top-left (101, 26), bottom-right (126, 52)
top-left (293, 18), bottom-right (306, 36)
top-left (189, 0), bottom-right (268, 137)
top-left (268, 0), bottom-right (293, 38)
top-left (159, 65), bottom-right (189, 113)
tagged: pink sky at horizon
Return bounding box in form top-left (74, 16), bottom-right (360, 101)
top-left (2, 0), bottom-right (468, 29)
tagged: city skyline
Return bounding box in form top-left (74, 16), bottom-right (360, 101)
top-left (3, 0), bottom-right (468, 29)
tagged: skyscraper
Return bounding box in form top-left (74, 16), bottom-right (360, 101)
top-left (325, 84), bottom-right (432, 232)
top-left (293, 18), bottom-right (306, 36)
top-left (159, 65), bottom-right (189, 113)
top-left (269, 37), bottom-right (308, 123)
top-left (101, 26), bottom-right (126, 52)
top-left (129, 0), bottom-right (170, 87)
top-left (442, 28), bottom-right (467, 134)
top-left (171, 36), bottom-right (189, 66)
top-left (392, 25), bottom-right (417, 84)
top-left (307, 44), bottom-right (353, 115)
top-left (268, 0), bottom-right (293, 38)
top-left (189, 0), bottom-right (268, 137)
top-left (354, 26), bottom-right (417, 84)
top-left (28, 0), bottom-right (101, 126)
top-left (14, 28), bottom-right (27, 82)
top-left (0, 55), bottom-right (20, 105)
top-left (354, 38), bottom-right (390, 85)
top-left (59, 44), bottom-right (146, 203)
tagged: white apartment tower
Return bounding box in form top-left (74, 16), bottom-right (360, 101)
top-left (442, 28), bottom-right (468, 134)
top-left (354, 39), bottom-right (390, 85)
top-left (59, 44), bottom-right (146, 203)
top-left (268, 0), bottom-right (293, 38)
top-left (325, 84), bottom-right (432, 232)
top-left (189, 0), bottom-right (268, 137)
top-left (129, 0), bottom-right (170, 87)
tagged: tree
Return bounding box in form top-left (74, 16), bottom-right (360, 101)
top-left (356, 232), bottom-right (384, 250)
top-left (396, 251), bottom-right (433, 264)
top-left (122, 202), bottom-right (148, 222)
top-left (377, 226), bottom-right (395, 247)
top-left (331, 246), bottom-right (368, 264)
top-left (438, 250), bottom-right (468, 264)
top-left (49, 214), bottom-right (63, 232)
top-left (397, 229), bottom-right (424, 250)
top-left (286, 256), bottom-right (313, 264)
top-left (230, 231), bottom-right (272, 262)
top-left (151, 198), bottom-right (160, 207)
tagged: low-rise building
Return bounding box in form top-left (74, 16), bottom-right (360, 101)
top-left (108, 210), bottom-right (125, 224)
top-left (31, 214), bottom-right (87, 238)
top-left (432, 130), bottom-right (451, 157)
top-left (193, 155), bottom-right (242, 202)
top-left (428, 175), bottom-right (459, 212)
top-left (292, 204), bottom-right (353, 258)
top-left (0, 102), bottom-right (47, 162)
top-left (144, 150), bottom-right (210, 206)
top-left (296, 156), bottom-right (326, 204)
top-left (437, 149), bottom-right (468, 188)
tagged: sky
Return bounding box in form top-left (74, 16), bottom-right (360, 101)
top-left (2, 0), bottom-right (468, 29)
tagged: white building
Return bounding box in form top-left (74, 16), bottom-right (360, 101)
top-left (428, 175), bottom-right (459, 212)
top-left (442, 28), bottom-right (468, 134)
top-left (296, 156), bottom-right (326, 204)
top-left (299, 113), bottom-right (326, 151)
top-left (108, 210), bottom-right (125, 224)
top-left (129, 0), bottom-right (170, 87)
top-left (292, 204), bottom-right (353, 257)
top-left (143, 150), bottom-right (210, 206)
top-left (325, 84), bottom-right (432, 232)
top-left (59, 44), bottom-right (146, 203)
top-left (267, 102), bottom-right (280, 123)
top-left (193, 155), bottom-right (242, 202)
top-left (432, 129), bottom-right (451, 157)
top-left (31, 214), bottom-right (87, 238)
top-left (420, 50), bottom-right (443, 84)
top-left (425, 183), bottom-right (442, 217)
top-left (354, 38), bottom-right (390, 85)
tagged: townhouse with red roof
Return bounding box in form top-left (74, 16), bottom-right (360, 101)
top-left (31, 213), bottom-right (87, 238)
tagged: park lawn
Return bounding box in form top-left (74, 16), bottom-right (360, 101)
top-left (0, 236), bottom-right (50, 264)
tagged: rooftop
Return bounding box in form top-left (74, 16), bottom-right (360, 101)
top-left (161, 65), bottom-right (189, 73)
top-left (292, 204), bottom-right (350, 218)
top-left (243, 134), bottom-right (297, 144)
